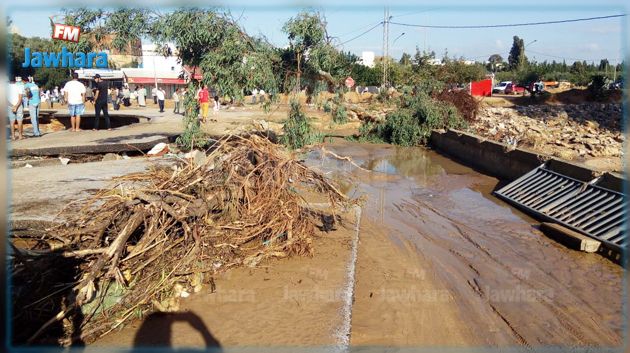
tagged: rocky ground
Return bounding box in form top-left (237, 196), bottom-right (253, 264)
top-left (470, 103), bottom-right (625, 172)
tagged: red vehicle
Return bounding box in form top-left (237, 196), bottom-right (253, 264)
top-left (505, 83), bottom-right (525, 95)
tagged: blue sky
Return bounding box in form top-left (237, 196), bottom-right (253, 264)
top-left (5, 0), bottom-right (629, 64)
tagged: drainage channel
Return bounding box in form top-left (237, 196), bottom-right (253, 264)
top-left (494, 164), bottom-right (627, 253)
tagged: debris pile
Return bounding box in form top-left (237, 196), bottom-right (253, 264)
top-left (470, 103), bottom-right (624, 170)
top-left (11, 135), bottom-right (350, 346)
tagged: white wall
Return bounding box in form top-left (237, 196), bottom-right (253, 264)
top-left (361, 51), bottom-right (375, 68)
top-left (141, 43), bottom-right (182, 73)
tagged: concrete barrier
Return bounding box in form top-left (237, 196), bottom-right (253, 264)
top-left (429, 129), bottom-right (626, 192)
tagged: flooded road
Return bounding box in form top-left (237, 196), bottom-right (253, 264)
top-left (308, 140), bottom-right (624, 348)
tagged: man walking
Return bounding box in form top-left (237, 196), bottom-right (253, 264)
top-left (198, 84), bottom-right (210, 123)
top-left (93, 74), bottom-right (111, 130)
top-left (63, 72), bottom-right (86, 132)
top-left (8, 76), bottom-right (24, 140)
top-left (173, 88), bottom-right (180, 114)
top-left (156, 86), bottom-right (165, 112)
top-left (24, 76), bottom-right (42, 137)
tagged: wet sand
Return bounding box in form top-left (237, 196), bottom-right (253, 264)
top-left (87, 140), bottom-right (623, 350)
top-left (310, 141), bottom-right (623, 348)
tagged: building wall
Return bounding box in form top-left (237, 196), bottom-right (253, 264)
top-left (141, 43), bottom-right (182, 73)
top-left (361, 51), bottom-right (375, 68)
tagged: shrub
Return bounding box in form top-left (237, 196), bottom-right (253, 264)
top-left (589, 74), bottom-right (609, 101)
top-left (176, 82), bottom-right (208, 150)
top-left (333, 103), bottom-right (348, 124)
top-left (281, 99), bottom-right (321, 149)
top-left (432, 89), bottom-right (480, 122)
top-left (357, 93), bottom-right (466, 146)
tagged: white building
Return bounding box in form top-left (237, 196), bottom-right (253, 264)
top-left (140, 43), bottom-right (182, 73)
top-left (361, 51), bottom-right (375, 68)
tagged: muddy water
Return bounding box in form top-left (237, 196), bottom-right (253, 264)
top-left (307, 140), bottom-right (623, 347)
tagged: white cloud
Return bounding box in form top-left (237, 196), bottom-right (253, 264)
top-left (495, 39), bottom-right (504, 49)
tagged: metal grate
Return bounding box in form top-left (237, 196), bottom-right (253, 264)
top-left (494, 165), bottom-right (627, 252)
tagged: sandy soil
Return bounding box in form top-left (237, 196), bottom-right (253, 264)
top-left (93, 208), bottom-right (359, 349)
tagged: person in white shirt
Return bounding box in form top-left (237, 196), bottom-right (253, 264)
top-left (259, 89), bottom-right (265, 103)
top-left (8, 76), bottom-right (24, 140)
top-left (156, 87), bottom-right (166, 112)
top-left (63, 72), bottom-right (87, 131)
top-left (251, 88), bottom-right (258, 104)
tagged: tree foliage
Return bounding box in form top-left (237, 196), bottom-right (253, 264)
top-left (508, 36), bottom-right (527, 71)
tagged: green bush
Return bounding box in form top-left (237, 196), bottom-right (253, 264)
top-left (357, 93), bottom-right (466, 146)
top-left (281, 99), bottom-right (321, 149)
top-left (333, 104), bottom-right (348, 124)
top-left (322, 100), bottom-right (332, 113)
top-left (589, 74), bottom-right (609, 101)
top-left (176, 83), bottom-right (208, 150)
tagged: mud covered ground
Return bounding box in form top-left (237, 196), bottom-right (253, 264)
top-left (76, 141), bottom-right (624, 350)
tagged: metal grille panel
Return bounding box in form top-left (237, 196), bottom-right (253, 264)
top-left (494, 165), bottom-right (627, 252)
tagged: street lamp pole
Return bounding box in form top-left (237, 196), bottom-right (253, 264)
top-left (393, 32), bottom-right (405, 44)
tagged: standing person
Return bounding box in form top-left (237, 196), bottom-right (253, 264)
top-left (130, 89), bottom-right (137, 107)
top-left (172, 88), bottom-right (180, 114)
top-left (213, 95), bottom-right (220, 116)
top-left (41, 89), bottom-right (49, 109)
top-left (259, 88), bottom-right (266, 103)
top-left (156, 86), bottom-right (165, 112)
top-left (180, 88), bottom-right (187, 115)
top-left (16, 77), bottom-right (28, 109)
top-left (122, 85), bottom-right (131, 107)
top-left (198, 84), bottom-right (210, 123)
top-left (151, 86), bottom-right (157, 104)
top-left (63, 72), bottom-right (86, 132)
top-left (53, 86), bottom-right (60, 105)
top-left (8, 76), bottom-right (24, 140)
top-left (59, 86), bottom-right (65, 105)
top-left (85, 83), bottom-right (95, 105)
top-left (138, 85), bottom-right (147, 107)
top-left (24, 77), bottom-right (42, 137)
top-left (251, 88), bottom-right (258, 104)
top-left (93, 74), bottom-right (111, 131)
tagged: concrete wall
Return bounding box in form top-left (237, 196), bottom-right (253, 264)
top-left (429, 129), bottom-right (625, 192)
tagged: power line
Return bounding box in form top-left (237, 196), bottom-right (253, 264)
top-left (390, 14), bottom-right (626, 29)
top-left (337, 20), bottom-right (384, 38)
top-left (337, 21), bottom-right (383, 46)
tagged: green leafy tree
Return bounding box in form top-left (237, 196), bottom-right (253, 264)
top-left (282, 10), bottom-right (327, 91)
top-left (487, 54), bottom-right (504, 72)
top-left (508, 36), bottom-right (527, 71)
top-left (399, 52), bottom-right (412, 65)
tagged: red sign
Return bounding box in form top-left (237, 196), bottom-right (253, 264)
top-left (345, 77), bottom-right (355, 88)
top-left (52, 24), bottom-right (81, 43)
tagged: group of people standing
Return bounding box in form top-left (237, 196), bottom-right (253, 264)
top-left (8, 72), bottom-right (226, 141)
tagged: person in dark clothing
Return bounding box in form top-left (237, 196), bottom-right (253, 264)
top-left (93, 74), bottom-right (111, 130)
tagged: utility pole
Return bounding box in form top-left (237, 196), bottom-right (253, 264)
top-left (382, 7), bottom-right (389, 87)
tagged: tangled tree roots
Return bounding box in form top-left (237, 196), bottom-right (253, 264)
top-left (12, 134), bottom-right (350, 346)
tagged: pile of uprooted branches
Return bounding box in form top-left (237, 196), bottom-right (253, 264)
top-left (12, 134), bottom-right (350, 346)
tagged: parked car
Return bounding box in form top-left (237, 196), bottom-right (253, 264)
top-left (504, 83), bottom-right (525, 95)
top-left (492, 81), bottom-right (512, 94)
